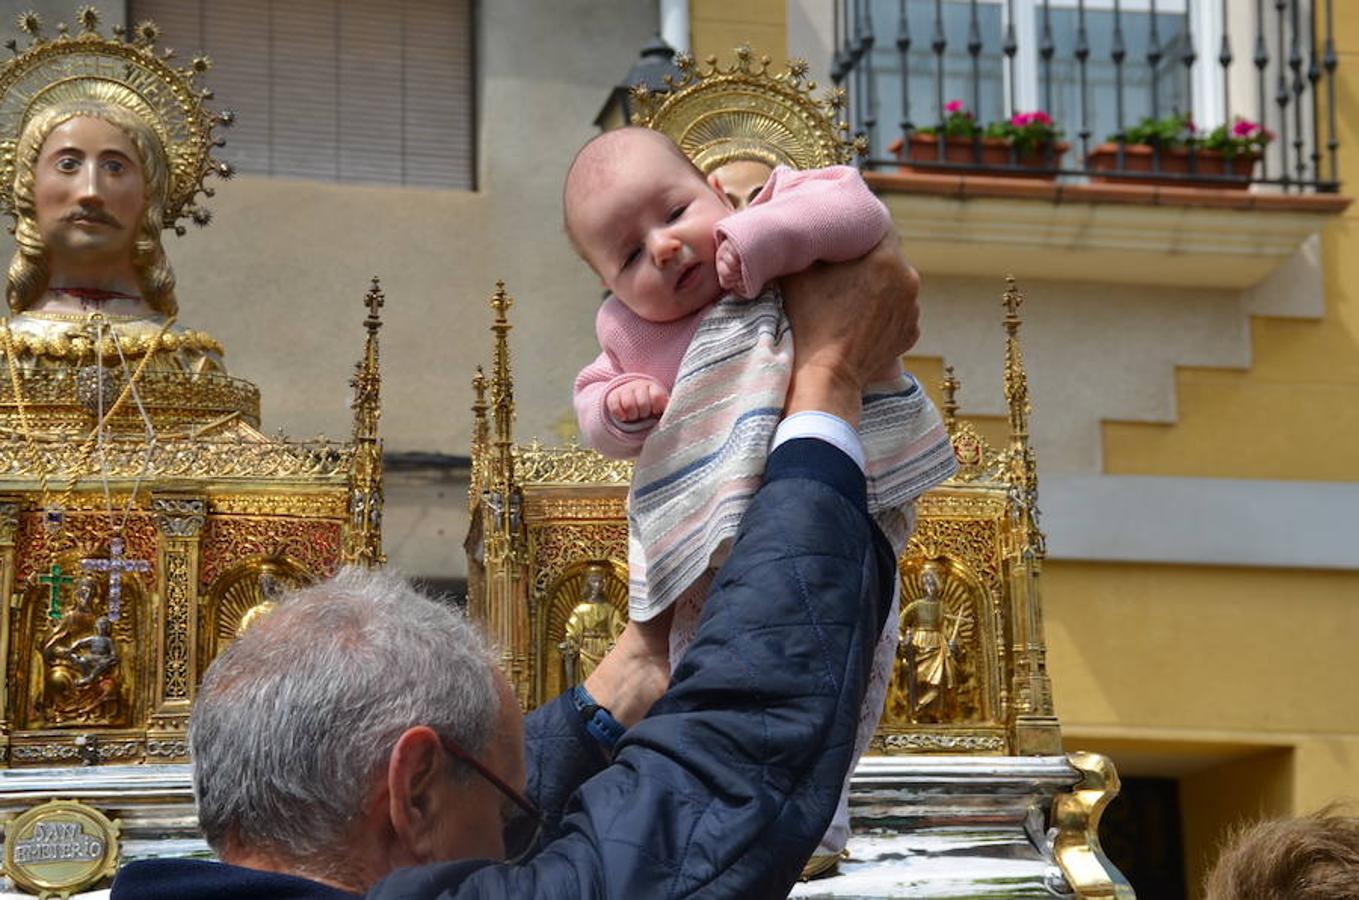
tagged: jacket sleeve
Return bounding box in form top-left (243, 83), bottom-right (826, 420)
top-left (572, 352), bottom-right (663, 459)
top-left (714, 165), bottom-right (893, 298)
top-left (367, 438), bottom-right (897, 900)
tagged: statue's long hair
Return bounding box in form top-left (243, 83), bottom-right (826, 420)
top-left (7, 97), bottom-right (177, 315)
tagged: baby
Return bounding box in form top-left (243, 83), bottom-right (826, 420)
top-left (563, 127), bottom-right (957, 859)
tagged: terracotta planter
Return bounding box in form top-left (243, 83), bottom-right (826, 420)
top-left (1085, 142), bottom-right (1259, 189)
top-left (889, 134), bottom-right (1067, 179)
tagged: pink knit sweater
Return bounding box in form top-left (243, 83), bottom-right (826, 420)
top-left (573, 164), bottom-right (892, 458)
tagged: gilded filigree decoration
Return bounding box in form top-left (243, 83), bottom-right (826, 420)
top-left (514, 442), bottom-right (633, 486)
top-left (144, 738), bottom-right (188, 758)
top-left (872, 732), bottom-right (1007, 753)
top-left (0, 328), bottom-right (226, 365)
top-left (15, 510), bottom-right (156, 584)
top-left (0, 499), bottom-right (20, 541)
top-left (0, 368), bottom-right (260, 430)
top-left (0, 436), bottom-right (354, 483)
top-left (208, 493), bottom-right (347, 518)
top-left (197, 518), bottom-right (341, 590)
top-left (153, 497), bottom-right (206, 538)
top-left (523, 495), bottom-right (628, 521)
top-left (9, 739), bottom-right (141, 763)
top-left (528, 524), bottom-right (629, 606)
top-left (161, 550), bottom-right (191, 701)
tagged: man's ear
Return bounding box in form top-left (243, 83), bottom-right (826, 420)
top-left (387, 726), bottom-right (446, 862)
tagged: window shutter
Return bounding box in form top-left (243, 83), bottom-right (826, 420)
top-left (129, 0), bottom-right (475, 189)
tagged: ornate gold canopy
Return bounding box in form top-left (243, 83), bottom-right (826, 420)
top-left (0, 8), bottom-right (230, 234)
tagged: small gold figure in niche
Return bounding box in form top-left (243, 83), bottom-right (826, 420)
top-left (893, 563), bottom-right (965, 723)
top-left (38, 576), bottom-right (124, 724)
top-left (236, 571), bottom-right (286, 637)
top-left (559, 564), bottom-right (626, 687)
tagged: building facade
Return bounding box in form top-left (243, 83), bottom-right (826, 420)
top-left (0, 2), bottom-right (1350, 897)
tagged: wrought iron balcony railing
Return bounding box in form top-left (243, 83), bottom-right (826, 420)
top-left (833, 0), bottom-right (1341, 192)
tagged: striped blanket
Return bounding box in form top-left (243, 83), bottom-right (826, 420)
top-left (627, 287), bottom-right (958, 622)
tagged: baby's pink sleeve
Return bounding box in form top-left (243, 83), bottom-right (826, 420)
top-left (714, 165), bottom-right (893, 298)
top-left (573, 352), bottom-right (663, 459)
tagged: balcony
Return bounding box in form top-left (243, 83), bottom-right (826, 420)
top-left (824, 0), bottom-right (1347, 287)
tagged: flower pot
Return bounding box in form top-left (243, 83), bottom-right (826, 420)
top-left (889, 134), bottom-right (1067, 179)
top-left (1085, 143), bottom-right (1259, 189)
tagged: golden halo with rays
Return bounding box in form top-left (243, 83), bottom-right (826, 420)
top-left (631, 47), bottom-right (859, 175)
top-left (0, 14), bottom-right (225, 231)
top-left (209, 556), bottom-right (311, 649)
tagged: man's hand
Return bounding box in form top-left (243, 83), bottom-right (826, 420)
top-left (606, 380), bottom-right (669, 424)
top-left (583, 618), bottom-right (671, 727)
top-left (780, 231), bottom-right (920, 426)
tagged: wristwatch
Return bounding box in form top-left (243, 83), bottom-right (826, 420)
top-left (569, 683), bottom-right (626, 750)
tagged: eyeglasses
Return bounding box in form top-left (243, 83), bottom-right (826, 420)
top-left (438, 734), bottom-right (545, 865)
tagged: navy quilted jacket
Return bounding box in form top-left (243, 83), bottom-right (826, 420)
top-left (371, 438), bottom-right (897, 899)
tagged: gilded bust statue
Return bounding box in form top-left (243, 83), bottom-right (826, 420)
top-left (0, 18), bottom-right (230, 377)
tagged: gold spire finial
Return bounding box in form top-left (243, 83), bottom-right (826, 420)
top-left (940, 364), bottom-right (960, 433)
top-left (344, 276), bottom-right (385, 567)
top-left (1000, 275), bottom-right (1043, 559)
top-left (488, 281), bottom-right (515, 449)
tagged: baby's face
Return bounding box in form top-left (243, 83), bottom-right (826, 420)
top-left (571, 142), bottom-right (732, 323)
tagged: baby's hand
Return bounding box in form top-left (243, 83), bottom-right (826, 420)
top-left (606, 380), bottom-right (669, 424)
top-left (716, 242), bottom-right (744, 294)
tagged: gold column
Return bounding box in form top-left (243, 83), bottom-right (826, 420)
top-left (0, 498), bottom-right (19, 745)
top-left (148, 495), bottom-right (206, 736)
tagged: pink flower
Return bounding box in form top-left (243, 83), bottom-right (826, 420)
top-left (1031, 110), bottom-right (1052, 125)
top-left (1232, 118), bottom-right (1258, 137)
top-left (945, 99), bottom-right (964, 114)
top-left (1010, 112), bottom-right (1030, 126)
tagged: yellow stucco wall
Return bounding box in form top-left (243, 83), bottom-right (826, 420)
top-left (690, 0), bottom-right (786, 61)
top-left (1103, 30), bottom-right (1359, 480)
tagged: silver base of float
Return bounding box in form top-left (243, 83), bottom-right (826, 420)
top-left (791, 754), bottom-right (1133, 899)
top-left (0, 754), bottom-right (1130, 898)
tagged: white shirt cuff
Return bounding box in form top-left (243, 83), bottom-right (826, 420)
top-left (771, 411), bottom-right (866, 473)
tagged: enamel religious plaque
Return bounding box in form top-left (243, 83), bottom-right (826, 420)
top-left (2, 799), bottom-right (120, 897)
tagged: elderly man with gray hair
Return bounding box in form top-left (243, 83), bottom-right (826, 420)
top-left (110, 238), bottom-right (919, 900)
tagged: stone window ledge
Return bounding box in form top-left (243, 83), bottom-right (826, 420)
top-left (866, 171), bottom-right (1352, 290)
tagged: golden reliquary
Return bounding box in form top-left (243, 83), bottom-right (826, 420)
top-left (465, 48), bottom-right (1061, 759)
top-left (0, 13), bottom-right (386, 769)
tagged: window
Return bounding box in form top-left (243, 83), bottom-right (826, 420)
top-left (862, 0), bottom-right (1190, 155)
top-left (131, 0), bottom-right (476, 189)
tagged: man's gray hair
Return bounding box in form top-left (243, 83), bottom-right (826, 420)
top-left (190, 567), bottom-right (501, 869)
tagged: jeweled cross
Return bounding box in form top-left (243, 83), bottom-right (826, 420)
top-left (38, 563), bottom-right (74, 621)
top-left (82, 536), bottom-right (150, 622)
